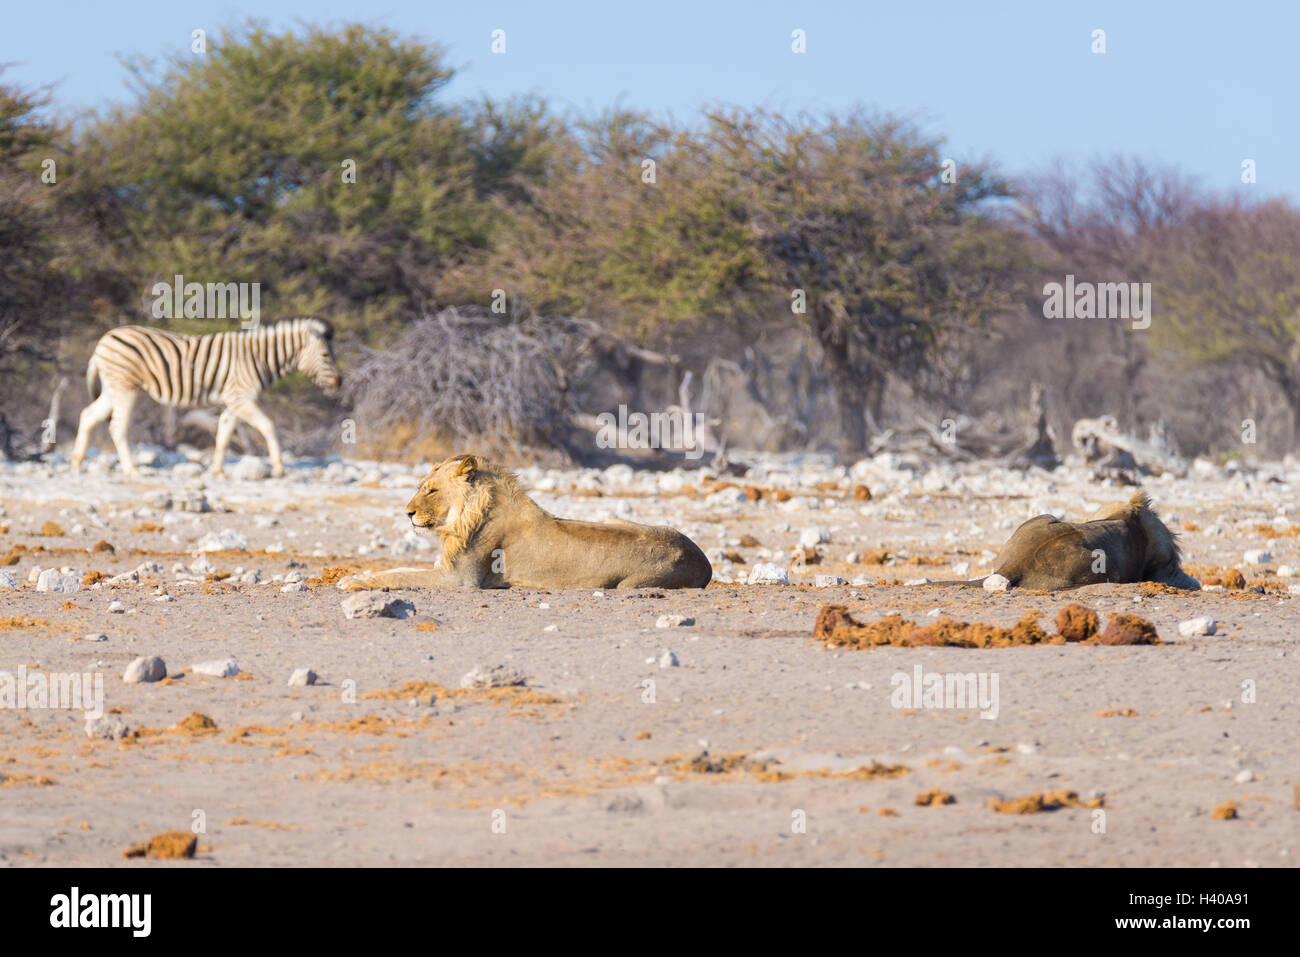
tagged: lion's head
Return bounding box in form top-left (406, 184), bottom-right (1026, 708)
top-left (405, 454), bottom-right (520, 566)
top-left (1087, 491), bottom-right (1197, 588)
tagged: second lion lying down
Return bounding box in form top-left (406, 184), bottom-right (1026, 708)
top-left (337, 454), bottom-right (712, 591)
top-left (988, 490), bottom-right (1200, 590)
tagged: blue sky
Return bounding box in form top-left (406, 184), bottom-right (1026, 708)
top-left (5, 0), bottom-right (1296, 197)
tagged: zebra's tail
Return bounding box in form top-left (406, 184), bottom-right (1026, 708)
top-left (86, 355), bottom-right (102, 400)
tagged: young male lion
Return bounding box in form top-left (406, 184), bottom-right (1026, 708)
top-left (337, 454), bottom-right (712, 591)
top-left (985, 491), bottom-right (1199, 590)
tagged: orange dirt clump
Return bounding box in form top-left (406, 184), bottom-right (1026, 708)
top-left (1056, 603), bottom-right (1099, 642)
top-left (1096, 613), bottom-right (1161, 646)
top-left (738, 533), bottom-right (762, 548)
top-left (816, 605), bottom-right (1056, 649)
top-left (1095, 708), bottom-right (1140, 718)
top-left (907, 612), bottom-right (1053, 648)
top-left (309, 565), bottom-right (355, 586)
top-left (91, 540), bottom-right (115, 553)
top-left (1, 545), bottom-right (22, 565)
top-left (414, 622), bottom-right (439, 632)
top-left (989, 790), bottom-right (1099, 814)
top-left (854, 484), bottom-right (872, 501)
top-left (877, 808), bottom-right (898, 817)
top-left (123, 831), bottom-right (197, 859)
top-left (860, 548), bottom-right (891, 565)
top-left (815, 606), bottom-right (914, 648)
top-left (636, 731), bottom-right (652, 740)
top-left (789, 547), bottom-right (821, 566)
top-left (1139, 581), bottom-right (1186, 596)
top-left (915, 788), bottom-right (955, 806)
top-left (39, 521), bottom-right (64, 537)
top-left (1220, 569), bottom-right (1246, 590)
top-left (1183, 522), bottom-right (1200, 532)
top-left (132, 522), bottom-right (164, 533)
top-left (173, 712), bottom-right (219, 735)
top-left (0, 616), bottom-right (54, 630)
top-left (81, 570), bottom-right (105, 586)
top-left (1212, 800), bottom-right (1239, 820)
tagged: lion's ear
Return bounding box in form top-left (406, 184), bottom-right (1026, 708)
top-left (454, 455), bottom-right (479, 479)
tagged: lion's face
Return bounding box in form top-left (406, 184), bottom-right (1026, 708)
top-left (405, 455), bottom-right (477, 529)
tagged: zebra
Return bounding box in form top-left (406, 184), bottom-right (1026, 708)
top-left (70, 318), bottom-right (340, 478)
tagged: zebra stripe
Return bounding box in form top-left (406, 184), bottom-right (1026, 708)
top-left (71, 317), bottom-right (340, 478)
top-left (89, 318), bottom-right (339, 407)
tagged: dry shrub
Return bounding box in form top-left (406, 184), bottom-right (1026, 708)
top-left (344, 306), bottom-right (599, 459)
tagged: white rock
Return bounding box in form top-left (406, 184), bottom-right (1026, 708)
top-left (903, 577), bottom-right (931, 586)
top-left (655, 614), bottom-right (695, 628)
top-left (1243, 549), bottom-right (1273, 565)
top-left (105, 570), bottom-right (139, 585)
top-left (460, 664), bottom-right (527, 689)
top-left (197, 529), bottom-right (248, 552)
top-left (1178, 616), bottom-right (1217, 637)
top-left (191, 658), bottom-right (240, 678)
top-left (84, 633), bottom-right (108, 642)
top-left (122, 656), bottom-right (167, 683)
top-left (107, 600), bottom-right (126, 613)
top-left (798, 527), bottom-right (831, 548)
top-left (135, 560), bottom-right (164, 575)
top-left (280, 581), bottom-right (308, 593)
top-left (27, 566), bottom-right (42, 583)
top-left (1276, 565), bottom-right (1295, 578)
top-left (341, 593), bottom-right (416, 619)
top-left (0, 570), bottom-right (15, 589)
top-left (746, 563), bottom-right (789, 585)
top-left (658, 649), bottom-right (679, 668)
top-left (1234, 769), bottom-right (1254, 784)
top-left (36, 569), bottom-right (79, 593)
top-left (982, 573), bottom-right (1011, 593)
top-left (230, 456), bottom-right (271, 481)
top-left (85, 716), bottom-right (133, 740)
top-left (390, 530), bottom-right (433, 555)
top-left (287, 668), bottom-right (318, 687)
top-left (813, 574), bottom-right (845, 587)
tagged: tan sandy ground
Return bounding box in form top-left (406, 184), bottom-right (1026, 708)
top-left (0, 454), bottom-right (1296, 866)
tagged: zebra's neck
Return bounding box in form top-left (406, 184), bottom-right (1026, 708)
top-left (242, 322), bottom-right (304, 384)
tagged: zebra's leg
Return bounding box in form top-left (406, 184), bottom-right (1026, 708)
top-left (70, 393), bottom-right (114, 473)
top-left (106, 390), bottom-right (140, 476)
top-left (208, 407), bottom-right (238, 478)
top-left (232, 400), bottom-right (285, 478)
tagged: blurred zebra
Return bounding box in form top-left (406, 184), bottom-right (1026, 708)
top-left (70, 318), bottom-right (340, 478)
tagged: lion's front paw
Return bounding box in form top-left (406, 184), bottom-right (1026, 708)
top-left (336, 574), bottom-right (373, 591)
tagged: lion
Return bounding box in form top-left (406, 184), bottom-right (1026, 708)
top-left (337, 454), bottom-right (713, 591)
top-left (982, 491), bottom-right (1199, 590)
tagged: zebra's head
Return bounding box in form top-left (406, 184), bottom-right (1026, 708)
top-left (298, 319), bottom-right (341, 396)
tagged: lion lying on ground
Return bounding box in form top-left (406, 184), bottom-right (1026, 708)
top-left (981, 491), bottom-right (1199, 590)
top-left (337, 454), bottom-right (712, 591)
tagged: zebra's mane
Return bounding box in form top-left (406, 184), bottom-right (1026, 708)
top-left (244, 317), bottom-right (331, 340)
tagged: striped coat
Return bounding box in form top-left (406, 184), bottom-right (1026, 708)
top-left (71, 318), bottom-right (340, 478)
